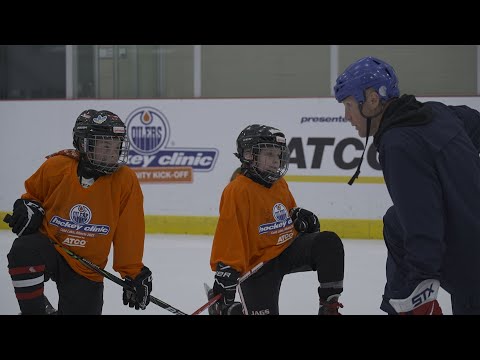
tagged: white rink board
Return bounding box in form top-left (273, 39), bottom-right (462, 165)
top-left (1, 97), bottom-right (479, 220)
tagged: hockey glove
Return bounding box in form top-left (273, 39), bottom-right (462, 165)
top-left (389, 279), bottom-right (443, 315)
top-left (212, 262), bottom-right (240, 309)
top-left (123, 266), bottom-right (153, 310)
top-left (290, 207), bottom-right (320, 233)
top-left (7, 199), bottom-right (45, 236)
top-left (208, 287), bottom-right (243, 315)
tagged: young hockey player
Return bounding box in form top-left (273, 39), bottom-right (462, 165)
top-left (209, 124), bottom-right (345, 315)
top-left (5, 109), bottom-right (152, 314)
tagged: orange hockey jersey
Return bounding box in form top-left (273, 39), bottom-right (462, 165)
top-left (210, 174), bottom-right (299, 275)
top-left (20, 154), bottom-right (145, 282)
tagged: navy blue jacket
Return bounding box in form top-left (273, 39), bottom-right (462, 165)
top-left (373, 95), bottom-right (480, 305)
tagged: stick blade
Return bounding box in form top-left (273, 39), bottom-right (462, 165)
top-left (203, 282), bottom-right (212, 297)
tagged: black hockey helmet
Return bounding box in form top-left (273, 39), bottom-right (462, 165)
top-left (73, 109), bottom-right (130, 175)
top-left (235, 124), bottom-right (290, 184)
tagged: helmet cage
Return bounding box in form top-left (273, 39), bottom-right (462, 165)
top-left (247, 142), bottom-right (290, 184)
top-left (80, 134), bottom-right (130, 175)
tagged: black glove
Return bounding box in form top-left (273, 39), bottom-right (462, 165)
top-left (208, 287), bottom-right (243, 315)
top-left (290, 207), bottom-right (320, 233)
top-left (212, 262), bottom-right (240, 309)
top-left (123, 266), bottom-right (153, 310)
top-left (7, 199), bottom-right (45, 236)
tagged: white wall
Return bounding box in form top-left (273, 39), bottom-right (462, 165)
top-left (1, 97), bottom-right (478, 221)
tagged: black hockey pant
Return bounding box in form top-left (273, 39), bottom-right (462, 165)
top-left (7, 232), bottom-right (104, 315)
top-left (238, 231), bottom-right (344, 315)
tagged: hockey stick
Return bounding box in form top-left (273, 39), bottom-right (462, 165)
top-left (199, 263), bottom-right (264, 316)
top-left (52, 238), bottom-right (222, 315)
top-left (191, 290), bottom-right (222, 315)
top-left (3, 214), bottom-right (187, 315)
top-left (52, 239), bottom-right (224, 315)
top-left (53, 237), bottom-right (189, 315)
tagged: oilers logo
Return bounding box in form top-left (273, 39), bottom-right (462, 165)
top-left (273, 203), bottom-right (290, 221)
top-left (69, 204), bottom-right (92, 224)
top-left (124, 107), bottom-right (218, 172)
top-left (126, 107), bottom-right (170, 154)
top-left (258, 203), bottom-right (293, 235)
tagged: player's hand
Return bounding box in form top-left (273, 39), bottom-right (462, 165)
top-left (290, 207), bottom-right (320, 233)
top-left (6, 199), bottom-right (45, 236)
top-left (389, 279), bottom-right (443, 315)
top-left (123, 266), bottom-right (153, 310)
top-left (212, 262), bottom-right (240, 309)
top-left (208, 286), bottom-right (243, 315)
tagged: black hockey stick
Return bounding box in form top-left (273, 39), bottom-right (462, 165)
top-left (54, 239), bottom-right (220, 315)
top-left (52, 240), bottom-right (189, 315)
top-left (3, 213), bottom-right (187, 315)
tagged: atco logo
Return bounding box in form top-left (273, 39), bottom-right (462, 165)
top-left (62, 237), bottom-right (87, 248)
top-left (124, 107), bottom-right (218, 172)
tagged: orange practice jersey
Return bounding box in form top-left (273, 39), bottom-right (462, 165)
top-left (21, 154), bottom-right (145, 282)
top-left (210, 174), bottom-right (299, 275)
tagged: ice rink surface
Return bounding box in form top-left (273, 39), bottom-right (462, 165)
top-left (0, 230), bottom-right (452, 315)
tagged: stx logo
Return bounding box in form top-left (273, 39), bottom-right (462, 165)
top-left (412, 282), bottom-right (435, 307)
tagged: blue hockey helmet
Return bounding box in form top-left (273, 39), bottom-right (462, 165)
top-left (334, 56), bottom-right (400, 104)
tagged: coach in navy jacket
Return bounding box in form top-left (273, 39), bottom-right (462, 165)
top-left (334, 56), bottom-right (480, 315)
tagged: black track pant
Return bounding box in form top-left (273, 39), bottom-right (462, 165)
top-left (238, 231), bottom-right (344, 315)
top-left (7, 232), bottom-right (104, 315)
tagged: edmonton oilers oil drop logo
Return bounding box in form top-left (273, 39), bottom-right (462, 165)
top-left (258, 203), bottom-right (293, 235)
top-left (126, 107), bottom-right (170, 154)
top-left (124, 107), bottom-right (218, 172)
top-left (69, 204), bottom-right (92, 224)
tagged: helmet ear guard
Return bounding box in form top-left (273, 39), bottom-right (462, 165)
top-left (243, 149), bottom-right (254, 161)
top-left (73, 109), bottom-right (97, 150)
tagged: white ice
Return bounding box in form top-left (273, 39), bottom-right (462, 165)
top-left (0, 230), bottom-right (452, 315)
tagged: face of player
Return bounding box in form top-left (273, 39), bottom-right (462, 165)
top-left (92, 138), bottom-right (121, 166)
top-left (341, 90), bottom-right (384, 138)
top-left (255, 147), bottom-right (281, 173)
top-left (342, 96), bottom-right (369, 138)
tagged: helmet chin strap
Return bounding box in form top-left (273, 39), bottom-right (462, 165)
top-left (348, 102), bottom-right (383, 185)
top-left (348, 116), bottom-right (371, 185)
